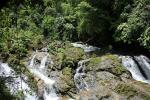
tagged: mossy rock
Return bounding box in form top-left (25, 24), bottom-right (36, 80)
top-left (57, 73), bottom-right (75, 94)
top-left (115, 83), bottom-right (138, 98)
top-left (53, 46), bottom-right (85, 70)
top-left (85, 54), bottom-right (127, 75)
top-left (115, 82), bottom-right (150, 99)
top-left (64, 47), bottom-right (85, 62)
top-left (62, 67), bottom-right (72, 78)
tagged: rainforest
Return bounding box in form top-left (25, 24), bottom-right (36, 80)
top-left (0, 0), bottom-right (150, 100)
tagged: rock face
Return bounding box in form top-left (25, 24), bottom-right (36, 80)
top-left (46, 43), bottom-right (150, 99)
top-left (1, 42), bottom-right (150, 100)
top-left (74, 54), bottom-right (150, 100)
top-left (8, 42), bottom-right (148, 100)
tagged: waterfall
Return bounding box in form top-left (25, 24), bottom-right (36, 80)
top-left (27, 52), bottom-right (59, 100)
top-left (121, 55), bottom-right (150, 83)
top-left (71, 43), bottom-right (100, 53)
top-left (135, 55), bottom-right (150, 79)
top-left (29, 54), bottom-right (36, 68)
top-left (0, 62), bottom-right (37, 100)
top-left (40, 55), bottom-right (48, 69)
top-left (72, 42), bottom-right (99, 92)
top-left (74, 59), bottom-right (90, 92)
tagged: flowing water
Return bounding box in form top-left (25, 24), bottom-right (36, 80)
top-left (0, 62), bottom-right (37, 100)
top-left (121, 55), bottom-right (150, 83)
top-left (71, 43), bottom-right (150, 84)
top-left (71, 43), bottom-right (100, 53)
top-left (28, 52), bottom-right (59, 100)
top-left (74, 59), bottom-right (90, 91)
top-left (1, 43), bottom-right (150, 99)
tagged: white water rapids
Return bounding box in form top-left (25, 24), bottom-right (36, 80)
top-left (74, 59), bottom-right (90, 91)
top-left (72, 43), bottom-right (150, 84)
top-left (1, 43), bottom-right (150, 100)
top-left (28, 52), bottom-right (59, 100)
top-left (71, 42), bottom-right (100, 53)
top-left (121, 55), bottom-right (150, 83)
top-left (0, 51), bottom-right (59, 100)
top-left (0, 62), bottom-right (37, 100)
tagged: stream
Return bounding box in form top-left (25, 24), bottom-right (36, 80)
top-left (0, 43), bottom-right (150, 99)
top-left (28, 52), bottom-right (59, 100)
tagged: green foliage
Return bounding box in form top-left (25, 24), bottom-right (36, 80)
top-left (61, 3), bottom-right (73, 16)
top-left (42, 16), bottom-right (55, 37)
top-left (138, 27), bottom-right (150, 49)
top-left (113, 0), bottom-right (150, 49)
top-left (0, 0), bottom-right (150, 55)
top-left (0, 77), bottom-right (17, 99)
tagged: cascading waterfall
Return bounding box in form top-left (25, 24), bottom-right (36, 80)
top-left (0, 62), bottom-right (37, 100)
top-left (74, 59), bottom-right (90, 92)
top-left (121, 55), bottom-right (150, 83)
top-left (134, 55), bottom-right (150, 79)
top-left (1, 42), bottom-right (150, 99)
top-left (40, 55), bottom-right (48, 69)
top-left (72, 42), bottom-right (100, 92)
top-left (71, 42), bottom-right (150, 85)
top-left (28, 51), bottom-right (59, 100)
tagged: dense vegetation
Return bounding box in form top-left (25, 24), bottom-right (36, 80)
top-left (0, 0), bottom-right (150, 99)
top-left (0, 0), bottom-right (149, 56)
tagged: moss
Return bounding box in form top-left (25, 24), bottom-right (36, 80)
top-left (86, 57), bottom-right (101, 71)
top-left (111, 65), bottom-right (127, 75)
top-left (99, 80), bottom-right (110, 86)
top-left (51, 42), bottom-right (85, 69)
top-left (62, 67), bottom-right (72, 77)
top-left (115, 83), bottom-right (138, 98)
top-left (15, 90), bottom-right (24, 100)
top-left (64, 47), bottom-right (85, 62)
top-left (143, 95), bottom-right (150, 100)
top-left (86, 54), bottom-right (127, 75)
top-left (7, 55), bottom-right (21, 73)
top-left (104, 54), bottom-right (127, 75)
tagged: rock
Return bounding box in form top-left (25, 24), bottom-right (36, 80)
top-left (56, 72), bottom-right (75, 94)
top-left (0, 52), bottom-right (9, 62)
top-left (35, 52), bottom-right (47, 62)
top-left (41, 47), bottom-right (48, 52)
top-left (48, 69), bottom-right (76, 98)
top-left (85, 54), bottom-right (127, 75)
top-left (96, 71), bottom-right (117, 81)
top-left (73, 54), bottom-right (150, 100)
top-left (23, 44), bottom-right (150, 100)
top-left (52, 46), bottom-right (85, 70)
top-left (37, 80), bottom-right (44, 98)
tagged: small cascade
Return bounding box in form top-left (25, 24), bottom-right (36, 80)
top-left (0, 62), bottom-right (37, 100)
top-left (40, 55), bottom-right (48, 69)
top-left (74, 59), bottom-right (90, 91)
top-left (121, 55), bottom-right (150, 83)
top-left (71, 43), bottom-right (100, 53)
top-left (29, 54), bottom-right (36, 68)
top-left (27, 51), bottom-right (59, 100)
top-left (72, 43), bottom-right (99, 92)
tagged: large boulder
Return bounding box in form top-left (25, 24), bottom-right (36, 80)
top-left (52, 46), bottom-right (85, 70)
top-left (77, 54), bottom-right (150, 100)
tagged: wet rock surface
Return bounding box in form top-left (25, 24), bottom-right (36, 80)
top-left (1, 42), bottom-right (150, 100)
top-left (47, 44), bottom-right (150, 100)
top-left (74, 54), bottom-right (150, 100)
